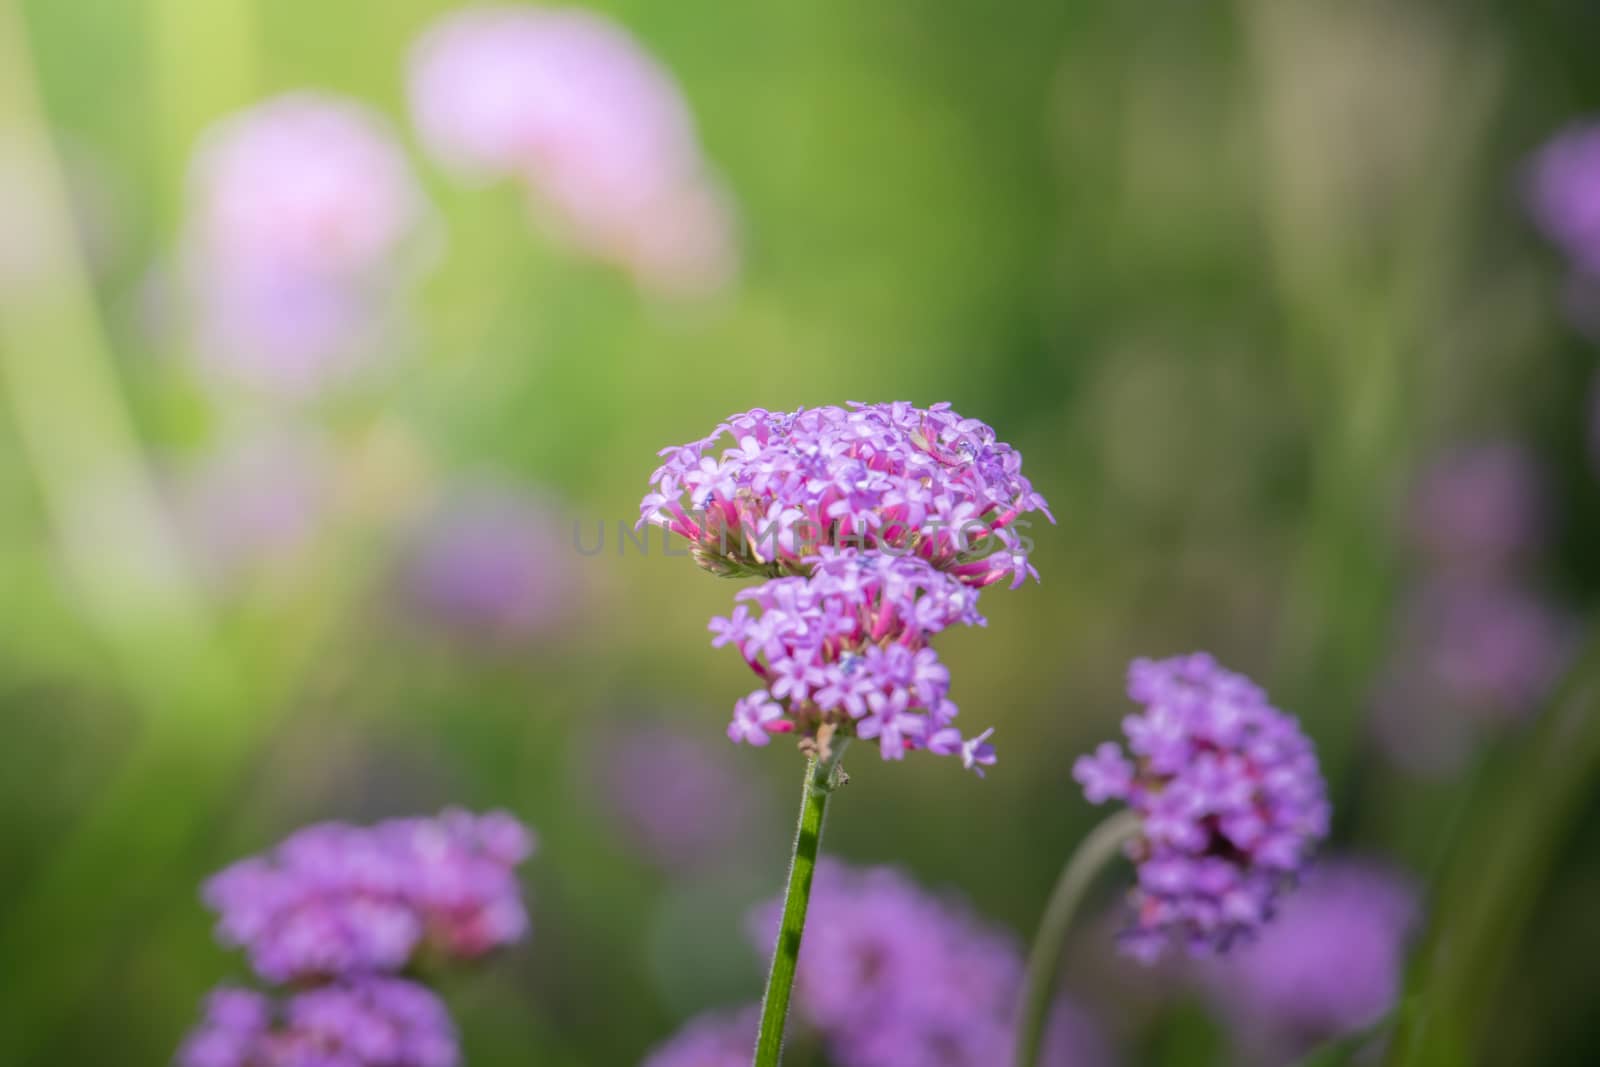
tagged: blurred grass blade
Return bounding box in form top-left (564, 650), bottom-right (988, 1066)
top-left (1387, 629), bottom-right (1600, 1066)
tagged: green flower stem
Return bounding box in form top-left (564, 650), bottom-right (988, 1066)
top-left (1013, 809), bottom-right (1142, 1067)
top-left (754, 739), bottom-right (850, 1067)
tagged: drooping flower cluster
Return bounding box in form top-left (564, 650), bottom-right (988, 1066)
top-left (176, 980), bottom-right (459, 1067)
top-left (180, 810), bottom-right (531, 1067)
top-left (710, 549), bottom-right (994, 770)
top-left (641, 402), bottom-right (1053, 589)
top-left (729, 861), bottom-right (1107, 1067)
top-left (408, 6), bottom-right (736, 294)
top-left (204, 809), bottom-right (534, 982)
top-left (1073, 654), bottom-right (1331, 962)
top-left (181, 92), bottom-right (431, 395)
top-left (1199, 860), bottom-right (1419, 1065)
top-left (1373, 444), bottom-right (1574, 775)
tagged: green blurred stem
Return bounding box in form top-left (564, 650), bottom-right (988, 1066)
top-left (1387, 628), bottom-right (1600, 1067)
top-left (1013, 809), bottom-right (1142, 1067)
top-left (754, 740), bottom-right (850, 1067)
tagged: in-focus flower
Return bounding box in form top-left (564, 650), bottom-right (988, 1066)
top-left (1403, 443), bottom-right (1548, 574)
top-left (1371, 578), bottom-right (1573, 776)
top-left (641, 402), bottom-right (1054, 589)
top-left (176, 979), bottom-right (459, 1067)
top-left (1199, 860), bottom-right (1419, 1065)
top-left (400, 488), bottom-right (573, 647)
top-left (1073, 654), bottom-right (1331, 961)
top-left (745, 861), bottom-right (1109, 1067)
top-left (639, 1004), bottom-right (759, 1067)
top-left (182, 92), bottom-right (431, 395)
top-left (709, 549), bottom-right (993, 768)
top-left (1526, 119), bottom-right (1600, 275)
top-left (203, 809), bottom-right (534, 983)
top-left (408, 6), bottom-right (736, 294)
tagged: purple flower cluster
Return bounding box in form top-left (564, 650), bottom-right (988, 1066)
top-left (166, 430), bottom-right (333, 588)
top-left (646, 863), bottom-right (1109, 1067)
top-left (401, 489), bottom-right (574, 647)
top-left (176, 980), bottom-right (459, 1067)
top-left (1073, 654), bottom-right (1331, 961)
top-left (735, 861), bottom-right (1107, 1067)
top-left (1374, 445), bottom-right (1573, 775)
top-left (710, 549), bottom-right (994, 770)
top-left (204, 809), bottom-right (534, 983)
top-left (1527, 120), bottom-right (1600, 277)
top-left (408, 6), bottom-right (736, 294)
top-left (638, 1005), bottom-right (758, 1067)
top-left (641, 403), bottom-right (1053, 589)
top-left (180, 811), bottom-right (530, 1067)
top-left (182, 93), bottom-right (430, 396)
top-left (1200, 860), bottom-right (1419, 1064)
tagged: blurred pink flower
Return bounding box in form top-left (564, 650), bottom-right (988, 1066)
top-left (1402, 442), bottom-right (1548, 574)
top-left (182, 92), bottom-right (432, 395)
top-left (167, 431), bottom-right (334, 587)
top-left (1199, 859), bottom-right (1418, 1066)
top-left (1372, 577), bottom-right (1574, 775)
top-left (408, 6), bottom-right (737, 294)
top-left (401, 486), bottom-right (575, 647)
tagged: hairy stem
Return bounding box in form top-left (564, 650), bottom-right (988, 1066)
top-left (753, 740), bottom-right (849, 1066)
top-left (1013, 809), bottom-right (1142, 1067)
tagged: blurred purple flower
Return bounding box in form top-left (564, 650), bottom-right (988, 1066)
top-left (183, 92), bottom-right (430, 395)
top-left (1072, 654), bottom-right (1331, 962)
top-left (1527, 120), bottom-right (1600, 275)
top-left (167, 431), bottom-right (333, 587)
top-left (642, 402), bottom-right (1055, 589)
top-left (401, 488), bottom-right (573, 646)
top-left (204, 809), bottom-right (534, 984)
top-left (1199, 860), bottom-right (1419, 1065)
top-left (1372, 577), bottom-right (1573, 775)
top-left (710, 549), bottom-right (994, 769)
top-left (176, 979), bottom-right (459, 1067)
top-left (639, 1004), bottom-right (758, 1067)
top-left (408, 6), bottom-right (737, 295)
top-left (595, 724), bottom-right (756, 871)
top-left (1403, 442), bottom-right (1548, 573)
top-left (744, 861), bottom-right (1109, 1067)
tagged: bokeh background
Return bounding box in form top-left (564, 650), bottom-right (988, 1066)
top-left (2, 0), bottom-right (1600, 1064)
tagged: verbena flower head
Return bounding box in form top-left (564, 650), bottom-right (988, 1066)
top-left (183, 92), bottom-right (430, 394)
top-left (1199, 860), bottom-right (1418, 1063)
top-left (1527, 120), bottom-right (1600, 275)
top-left (167, 431), bottom-right (332, 588)
top-left (204, 809), bottom-right (533, 983)
top-left (639, 1005), bottom-right (759, 1067)
top-left (1073, 653), bottom-right (1331, 962)
top-left (1404, 442), bottom-right (1548, 573)
top-left (408, 6), bottom-right (736, 294)
top-left (745, 862), bottom-right (1108, 1067)
top-left (641, 402), bottom-right (1054, 589)
top-left (1372, 577), bottom-right (1573, 776)
top-left (401, 488), bottom-right (573, 647)
top-left (176, 979), bottom-right (459, 1067)
top-left (710, 549), bottom-right (994, 770)
top-left (594, 723), bottom-right (756, 871)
